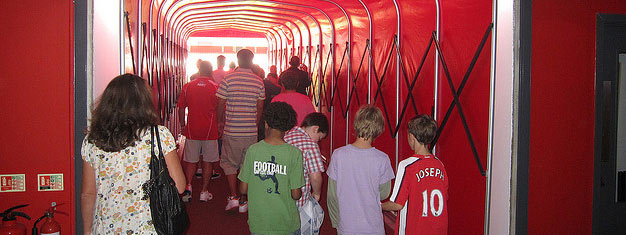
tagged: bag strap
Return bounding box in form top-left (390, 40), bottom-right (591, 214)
top-left (150, 126), bottom-right (155, 157)
top-left (154, 125), bottom-right (164, 157)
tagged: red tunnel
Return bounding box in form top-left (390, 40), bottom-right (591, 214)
top-left (1, 0), bottom-right (626, 234)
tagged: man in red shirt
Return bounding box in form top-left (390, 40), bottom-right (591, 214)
top-left (177, 61), bottom-right (220, 202)
top-left (382, 115), bottom-right (448, 235)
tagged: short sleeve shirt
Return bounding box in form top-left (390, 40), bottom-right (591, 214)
top-left (177, 76), bottom-right (219, 140)
top-left (216, 68), bottom-right (265, 137)
top-left (389, 155), bottom-right (448, 235)
top-left (284, 127), bottom-right (325, 207)
top-left (81, 125), bottom-right (176, 235)
top-left (213, 69), bottom-right (226, 85)
top-left (271, 92), bottom-right (316, 126)
top-left (326, 145), bottom-right (395, 235)
top-left (238, 141), bottom-right (305, 234)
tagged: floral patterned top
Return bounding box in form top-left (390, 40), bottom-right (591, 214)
top-left (81, 125), bottom-right (176, 235)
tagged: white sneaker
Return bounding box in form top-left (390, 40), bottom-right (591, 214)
top-left (239, 201), bottom-right (248, 213)
top-left (199, 191), bottom-right (213, 202)
top-left (225, 196), bottom-right (239, 211)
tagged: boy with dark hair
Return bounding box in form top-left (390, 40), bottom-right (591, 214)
top-left (284, 112), bottom-right (329, 234)
top-left (239, 102), bottom-right (305, 235)
top-left (382, 114), bottom-right (448, 235)
top-left (327, 105), bottom-right (395, 235)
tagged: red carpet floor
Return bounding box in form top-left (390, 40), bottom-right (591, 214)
top-left (183, 167), bottom-right (394, 235)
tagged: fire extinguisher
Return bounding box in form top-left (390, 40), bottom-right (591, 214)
top-left (32, 203), bottom-right (61, 235)
top-left (0, 204), bottom-right (30, 235)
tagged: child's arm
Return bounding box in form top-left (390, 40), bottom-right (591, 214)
top-left (309, 172), bottom-right (323, 201)
top-left (379, 180), bottom-right (392, 200)
top-left (327, 178), bottom-right (339, 228)
top-left (382, 201), bottom-right (404, 211)
top-left (239, 181), bottom-right (248, 194)
top-left (291, 188), bottom-right (302, 200)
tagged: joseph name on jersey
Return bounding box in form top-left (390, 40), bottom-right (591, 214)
top-left (417, 167), bottom-right (445, 182)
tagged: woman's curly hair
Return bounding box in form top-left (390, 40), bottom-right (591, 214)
top-left (263, 102), bottom-right (297, 132)
top-left (87, 74), bottom-right (158, 152)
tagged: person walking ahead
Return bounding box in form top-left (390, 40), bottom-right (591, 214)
top-left (177, 61), bottom-right (220, 203)
top-left (81, 74), bottom-right (185, 234)
top-left (216, 49), bottom-right (266, 213)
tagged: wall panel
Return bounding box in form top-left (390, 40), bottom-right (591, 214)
top-left (530, 1), bottom-right (626, 233)
top-left (0, 1), bottom-right (74, 233)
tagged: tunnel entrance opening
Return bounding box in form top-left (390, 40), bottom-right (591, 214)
top-left (186, 36), bottom-right (269, 80)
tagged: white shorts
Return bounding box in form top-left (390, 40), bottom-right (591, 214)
top-left (183, 139), bottom-right (219, 163)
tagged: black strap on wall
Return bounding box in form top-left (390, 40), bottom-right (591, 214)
top-left (141, 23), bottom-right (151, 85)
top-left (318, 44), bottom-right (333, 108)
top-left (328, 42), bottom-right (349, 112)
top-left (430, 24), bottom-right (493, 176)
top-left (367, 24), bottom-right (492, 176)
top-left (124, 12), bottom-right (136, 74)
top-left (152, 30), bottom-right (162, 122)
top-left (341, 40), bottom-right (370, 118)
top-left (308, 45), bottom-right (320, 103)
top-left (392, 35), bottom-right (434, 137)
top-left (372, 39), bottom-right (398, 136)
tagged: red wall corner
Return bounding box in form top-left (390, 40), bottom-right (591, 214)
top-left (0, 1), bottom-right (75, 233)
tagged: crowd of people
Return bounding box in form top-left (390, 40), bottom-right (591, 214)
top-left (80, 48), bottom-right (449, 235)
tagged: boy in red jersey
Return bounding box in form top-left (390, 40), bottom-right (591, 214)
top-left (382, 114), bottom-right (448, 235)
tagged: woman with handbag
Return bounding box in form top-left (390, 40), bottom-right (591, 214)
top-left (80, 74), bottom-right (186, 234)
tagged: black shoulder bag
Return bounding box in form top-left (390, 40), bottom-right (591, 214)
top-left (142, 126), bottom-right (189, 235)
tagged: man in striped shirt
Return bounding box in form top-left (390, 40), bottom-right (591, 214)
top-left (216, 49), bottom-right (266, 213)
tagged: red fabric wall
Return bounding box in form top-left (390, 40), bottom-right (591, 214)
top-left (530, 0), bottom-right (626, 233)
top-left (0, 1), bottom-right (74, 233)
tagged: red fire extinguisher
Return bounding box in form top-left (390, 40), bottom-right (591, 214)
top-left (0, 204), bottom-right (30, 235)
top-left (32, 203), bottom-right (61, 235)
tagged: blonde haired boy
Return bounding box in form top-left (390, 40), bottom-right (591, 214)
top-left (326, 105), bottom-right (395, 235)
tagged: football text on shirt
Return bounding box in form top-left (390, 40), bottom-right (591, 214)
top-left (253, 161), bottom-right (287, 176)
top-left (416, 167), bottom-right (444, 182)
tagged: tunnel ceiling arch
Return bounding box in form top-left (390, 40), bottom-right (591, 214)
top-left (124, 0), bottom-right (495, 234)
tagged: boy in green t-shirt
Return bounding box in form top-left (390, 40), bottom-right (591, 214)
top-left (238, 101), bottom-right (305, 235)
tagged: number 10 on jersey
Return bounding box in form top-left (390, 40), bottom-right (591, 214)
top-left (422, 189), bottom-right (444, 217)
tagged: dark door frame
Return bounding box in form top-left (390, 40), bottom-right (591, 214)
top-left (514, 0), bottom-right (531, 234)
top-left (74, 0), bottom-right (89, 234)
top-left (593, 13), bottom-right (626, 234)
